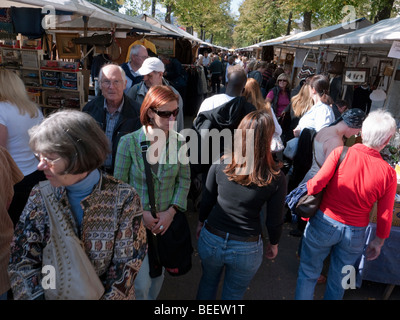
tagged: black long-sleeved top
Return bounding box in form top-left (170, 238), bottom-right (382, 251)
top-left (199, 163), bottom-right (287, 244)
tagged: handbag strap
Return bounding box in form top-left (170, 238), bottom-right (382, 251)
top-left (140, 141), bottom-right (157, 219)
top-left (39, 180), bottom-right (78, 240)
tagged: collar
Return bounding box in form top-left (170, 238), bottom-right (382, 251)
top-left (351, 143), bottom-right (383, 159)
top-left (103, 97), bottom-right (124, 114)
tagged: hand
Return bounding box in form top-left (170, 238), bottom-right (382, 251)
top-left (196, 221), bottom-right (204, 239)
top-left (152, 208), bottom-right (176, 236)
top-left (293, 127), bottom-right (301, 137)
top-left (365, 236), bottom-right (385, 261)
top-left (142, 210), bottom-right (159, 230)
top-left (265, 243), bottom-right (278, 260)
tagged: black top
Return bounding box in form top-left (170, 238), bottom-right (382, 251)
top-left (199, 163), bottom-right (287, 244)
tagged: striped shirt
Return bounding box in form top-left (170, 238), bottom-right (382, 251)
top-left (103, 99), bottom-right (124, 167)
top-left (114, 126), bottom-right (190, 212)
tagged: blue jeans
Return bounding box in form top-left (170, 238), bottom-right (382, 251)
top-left (134, 254), bottom-right (165, 300)
top-left (196, 225), bottom-right (263, 300)
top-left (295, 210), bottom-right (367, 300)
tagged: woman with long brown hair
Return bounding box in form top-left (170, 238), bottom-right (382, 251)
top-left (196, 110), bottom-right (287, 300)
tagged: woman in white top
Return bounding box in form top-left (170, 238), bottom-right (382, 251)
top-left (0, 69), bottom-right (45, 225)
top-left (294, 75), bottom-right (335, 137)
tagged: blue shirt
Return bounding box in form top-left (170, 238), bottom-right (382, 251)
top-left (103, 99), bottom-right (124, 167)
top-left (66, 169), bottom-right (101, 229)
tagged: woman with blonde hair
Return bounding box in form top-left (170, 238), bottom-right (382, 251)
top-left (196, 110), bottom-right (287, 299)
top-left (242, 78), bottom-right (282, 144)
top-left (266, 72), bottom-right (291, 118)
top-left (0, 69), bottom-right (45, 225)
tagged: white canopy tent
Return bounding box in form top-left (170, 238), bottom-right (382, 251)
top-left (138, 14), bottom-right (208, 45)
top-left (4, 0), bottom-right (175, 36)
top-left (305, 16), bottom-right (400, 51)
top-left (304, 17), bottom-right (400, 120)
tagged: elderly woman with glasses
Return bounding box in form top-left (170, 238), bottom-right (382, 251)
top-left (114, 85), bottom-right (191, 300)
top-left (8, 109), bottom-right (147, 300)
top-left (266, 72), bottom-right (291, 118)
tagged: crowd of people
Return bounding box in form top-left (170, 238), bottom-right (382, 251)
top-left (0, 45), bottom-right (398, 301)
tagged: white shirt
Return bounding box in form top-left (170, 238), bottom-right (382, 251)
top-left (197, 93), bottom-right (235, 115)
top-left (202, 56), bottom-right (210, 67)
top-left (0, 102), bottom-right (43, 175)
top-left (297, 101), bottom-right (335, 133)
top-left (124, 63), bottom-right (141, 93)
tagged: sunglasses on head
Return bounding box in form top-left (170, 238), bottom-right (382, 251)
top-left (151, 107), bottom-right (179, 118)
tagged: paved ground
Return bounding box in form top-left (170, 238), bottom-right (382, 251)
top-left (157, 200), bottom-right (400, 300)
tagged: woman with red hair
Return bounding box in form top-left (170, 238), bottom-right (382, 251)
top-left (114, 85), bottom-right (191, 300)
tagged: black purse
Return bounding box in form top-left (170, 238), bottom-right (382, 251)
top-left (296, 146), bottom-right (348, 218)
top-left (140, 141), bottom-right (193, 278)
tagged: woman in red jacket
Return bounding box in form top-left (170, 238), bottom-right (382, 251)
top-left (295, 109), bottom-right (397, 300)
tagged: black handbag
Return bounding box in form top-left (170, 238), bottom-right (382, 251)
top-left (327, 53), bottom-right (346, 75)
top-left (140, 141), bottom-right (193, 278)
top-left (296, 146), bottom-right (348, 218)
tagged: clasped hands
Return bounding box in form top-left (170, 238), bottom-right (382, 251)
top-left (142, 208), bottom-right (176, 236)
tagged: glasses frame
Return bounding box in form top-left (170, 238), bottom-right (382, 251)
top-left (34, 153), bottom-right (62, 168)
top-left (151, 107), bottom-right (179, 118)
top-left (101, 79), bottom-right (124, 88)
top-left (134, 54), bottom-right (149, 60)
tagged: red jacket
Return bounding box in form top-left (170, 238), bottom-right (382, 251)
top-left (307, 144), bottom-right (397, 239)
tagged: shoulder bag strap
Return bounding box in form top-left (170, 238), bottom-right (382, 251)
top-left (140, 141), bottom-right (157, 219)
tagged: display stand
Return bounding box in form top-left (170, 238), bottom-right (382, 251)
top-left (0, 47), bottom-right (85, 113)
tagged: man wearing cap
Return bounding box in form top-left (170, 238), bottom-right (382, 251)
top-left (121, 44), bottom-right (148, 93)
top-left (126, 57), bottom-right (184, 132)
top-left (83, 64), bottom-right (142, 174)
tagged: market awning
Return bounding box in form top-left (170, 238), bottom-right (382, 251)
top-left (138, 14), bottom-right (208, 45)
top-left (259, 17), bottom-right (372, 48)
top-left (5, 0), bottom-right (174, 35)
top-left (305, 16), bottom-right (400, 50)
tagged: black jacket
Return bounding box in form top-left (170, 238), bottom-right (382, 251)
top-left (82, 94), bottom-right (142, 171)
top-left (192, 96), bottom-right (256, 173)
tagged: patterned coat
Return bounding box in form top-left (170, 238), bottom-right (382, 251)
top-left (8, 173), bottom-right (147, 300)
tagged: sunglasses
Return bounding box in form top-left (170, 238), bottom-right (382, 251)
top-left (151, 107), bottom-right (179, 118)
top-left (278, 80), bottom-right (288, 83)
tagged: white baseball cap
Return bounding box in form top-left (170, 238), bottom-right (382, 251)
top-left (138, 57), bottom-right (165, 75)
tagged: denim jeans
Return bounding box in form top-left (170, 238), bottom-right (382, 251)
top-left (196, 225), bottom-right (263, 300)
top-left (134, 254), bottom-right (165, 300)
top-left (295, 210), bottom-right (367, 300)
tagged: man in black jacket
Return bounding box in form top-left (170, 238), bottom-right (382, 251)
top-left (83, 64), bottom-right (141, 174)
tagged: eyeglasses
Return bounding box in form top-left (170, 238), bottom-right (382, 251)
top-left (278, 80), bottom-right (288, 83)
top-left (101, 80), bottom-right (123, 87)
top-left (135, 54), bottom-right (148, 60)
top-left (34, 153), bottom-right (62, 167)
top-left (151, 107), bottom-right (179, 118)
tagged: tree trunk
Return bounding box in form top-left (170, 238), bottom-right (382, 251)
top-left (151, 0), bottom-right (156, 17)
top-left (165, 4), bottom-right (172, 23)
top-left (303, 11), bottom-right (312, 31)
top-left (286, 12), bottom-right (292, 35)
top-left (373, 0), bottom-right (394, 23)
